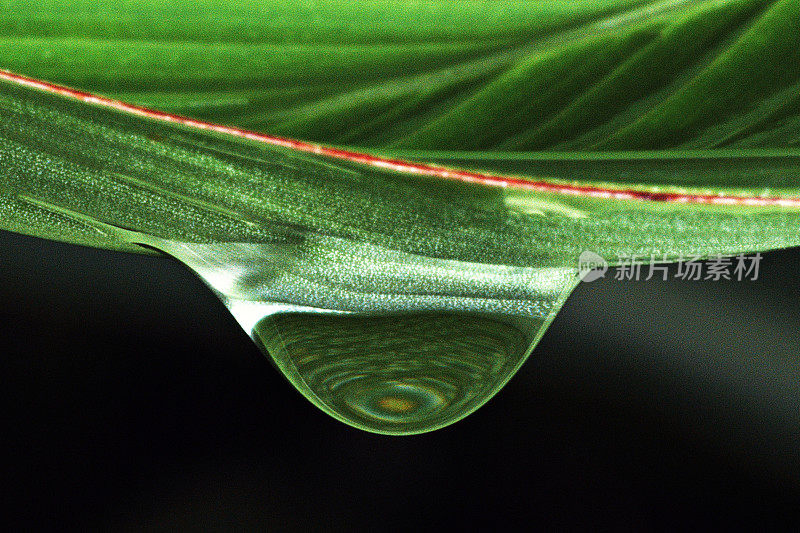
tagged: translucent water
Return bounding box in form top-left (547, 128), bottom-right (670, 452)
top-left (255, 311), bottom-right (536, 434)
top-left (143, 235), bottom-right (579, 435)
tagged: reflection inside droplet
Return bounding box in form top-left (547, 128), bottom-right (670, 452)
top-left (253, 311), bottom-right (538, 434)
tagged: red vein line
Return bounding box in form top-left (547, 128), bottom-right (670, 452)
top-left (2, 68), bottom-right (800, 208)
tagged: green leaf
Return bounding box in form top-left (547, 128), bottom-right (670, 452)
top-left (0, 71), bottom-right (798, 262)
top-left (0, 0), bottom-right (797, 259)
top-left (3, 0), bottom-right (799, 151)
top-left (2, 0), bottom-right (800, 433)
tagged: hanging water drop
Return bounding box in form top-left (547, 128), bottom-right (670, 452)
top-left (254, 311), bottom-right (536, 434)
top-left (142, 235), bottom-right (579, 434)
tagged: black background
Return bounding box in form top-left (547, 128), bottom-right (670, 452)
top-left (2, 229), bottom-right (799, 529)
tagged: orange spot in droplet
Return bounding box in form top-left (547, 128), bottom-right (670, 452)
top-left (378, 396), bottom-right (416, 413)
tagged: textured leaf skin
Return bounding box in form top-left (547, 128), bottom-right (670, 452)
top-left (1, 73), bottom-right (799, 269)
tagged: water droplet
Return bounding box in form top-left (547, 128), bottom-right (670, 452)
top-left (253, 311), bottom-right (537, 434)
top-left (137, 225), bottom-right (578, 434)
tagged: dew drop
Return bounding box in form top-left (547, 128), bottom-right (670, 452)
top-left (140, 230), bottom-right (579, 434)
top-left (253, 311), bottom-right (538, 434)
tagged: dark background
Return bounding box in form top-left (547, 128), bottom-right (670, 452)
top-left (2, 229), bottom-right (799, 529)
